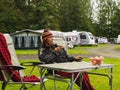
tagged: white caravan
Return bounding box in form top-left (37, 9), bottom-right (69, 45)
top-left (116, 35), bottom-right (120, 44)
top-left (63, 32), bottom-right (79, 46)
top-left (97, 37), bottom-right (108, 44)
top-left (79, 31), bottom-right (97, 45)
top-left (63, 31), bottom-right (97, 46)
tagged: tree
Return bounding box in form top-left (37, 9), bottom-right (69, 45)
top-left (95, 0), bottom-right (117, 38)
top-left (0, 0), bottom-right (26, 33)
top-left (59, 0), bottom-right (93, 32)
top-left (29, 0), bottom-right (60, 30)
top-left (110, 2), bottom-right (120, 38)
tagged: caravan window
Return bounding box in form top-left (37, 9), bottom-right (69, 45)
top-left (13, 36), bottom-right (26, 48)
top-left (21, 36), bottom-right (26, 47)
top-left (88, 33), bottom-right (94, 39)
top-left (37, 36), bottom-right (41, 47)
top-left (29, 36), bottom-right (41, 48)
top-left (66, 37), bottom-right (71, 41)
top-left (80, 34), bottom-right (86, 39)
top-left (14, 37), bottom-right (18, 48)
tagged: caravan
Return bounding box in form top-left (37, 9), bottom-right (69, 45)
top-left (116, 35), bottom-right (120, 44)
top-left (63, 32), bottom-right (78, 46)
top-left (80, 31), bottom-right (97, 45)
top-left (63, 31), bottom-right (97, 46)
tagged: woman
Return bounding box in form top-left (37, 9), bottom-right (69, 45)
top-left (38, 29), bottom-right (95, 90)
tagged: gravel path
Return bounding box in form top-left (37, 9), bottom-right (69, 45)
top-left (18, 54), bottom-right (38, 60)
top-left (86, 44), bottom-right (120, 58)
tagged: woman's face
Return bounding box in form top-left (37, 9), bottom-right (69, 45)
top-left (45, 37), bottom-right (54, 46)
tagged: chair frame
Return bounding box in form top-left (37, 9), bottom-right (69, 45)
top-left (0, 63), bottom-right (46, 90)
top-left (0, 65), bottom-right (25, 90)
top-left (0, 33), bottom-right (47, 90)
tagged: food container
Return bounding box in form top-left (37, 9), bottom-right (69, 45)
top-left (89, 56), bottom-right (104, 65)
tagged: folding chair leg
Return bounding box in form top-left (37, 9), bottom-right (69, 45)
top-left (20, 83), bottom-right (38, 90)
top-left (19, 84), bottom-right (27, 90)
top-left (20, 86), bottom-right (27, 90)
top-left (2, 81), bottom-right (8, 90)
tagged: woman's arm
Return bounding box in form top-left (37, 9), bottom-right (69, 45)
top-left (38, 48), bottom-right (58, 64)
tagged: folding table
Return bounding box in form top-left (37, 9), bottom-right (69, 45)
top-left (39, 61), bottom-right (114, 90)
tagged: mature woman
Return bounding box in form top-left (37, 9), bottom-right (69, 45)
top-left (38, 29), bottom-right (95, 90)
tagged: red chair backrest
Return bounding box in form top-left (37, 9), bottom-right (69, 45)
top-left (0, 33), bottom-right (40, 82)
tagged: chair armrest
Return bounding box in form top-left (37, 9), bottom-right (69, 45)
top-left (0, 66), bottom-right (4, 70)
top-left (20, 62), bottom-right (45, 66)
top-left (21, 62), bottom-right (45, 75)
top-left (1, 65), bottom-right (25, 70)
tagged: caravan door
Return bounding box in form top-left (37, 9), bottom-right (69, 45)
top-left (79, 32), bottom-right (88, 45)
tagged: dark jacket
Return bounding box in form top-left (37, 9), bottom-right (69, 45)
top-left (38, 44), bottom-right (75, 64)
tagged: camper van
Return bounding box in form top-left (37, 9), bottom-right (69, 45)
top-left (63, 31), bottom-right (97, 46)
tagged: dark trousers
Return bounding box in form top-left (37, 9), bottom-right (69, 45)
top-left (56, 71), bottom-right (95, 90)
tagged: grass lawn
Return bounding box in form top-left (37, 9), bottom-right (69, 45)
top-left (1, 45), bottom-right (120, 90)
top-left (15, 44), bottom-right (109, 55)
top-left (0, 58), bottom-right (119, 90)
top-left (87, 58), bottom-right (120, 90)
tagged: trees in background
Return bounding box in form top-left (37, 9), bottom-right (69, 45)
top-left (0, 0), bottom-right (120, 38)
top-left (111, 2), bottom-right (120, 38)
top-left (95, 0), bottom-right (120, 38)
top-left (0, 0), bottom-right (26, 33)
top-left (27, 0), bottom-right (60, 30)
top-left (59, 0), bottom-right (93, 32)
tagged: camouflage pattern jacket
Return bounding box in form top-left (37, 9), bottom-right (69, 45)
top-left (38, 44), bottom-right (75, 64)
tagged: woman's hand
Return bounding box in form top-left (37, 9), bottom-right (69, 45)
top-left (74, 55), bottom-right (83, 61)
top-left (54, 46), bottom-right (63, 52)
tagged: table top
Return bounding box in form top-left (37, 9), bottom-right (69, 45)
top-left (39, 61), bottom-right (114, 72)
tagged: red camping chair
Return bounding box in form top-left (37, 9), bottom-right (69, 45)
top-left (0, 33), bottom-right (46, 90)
